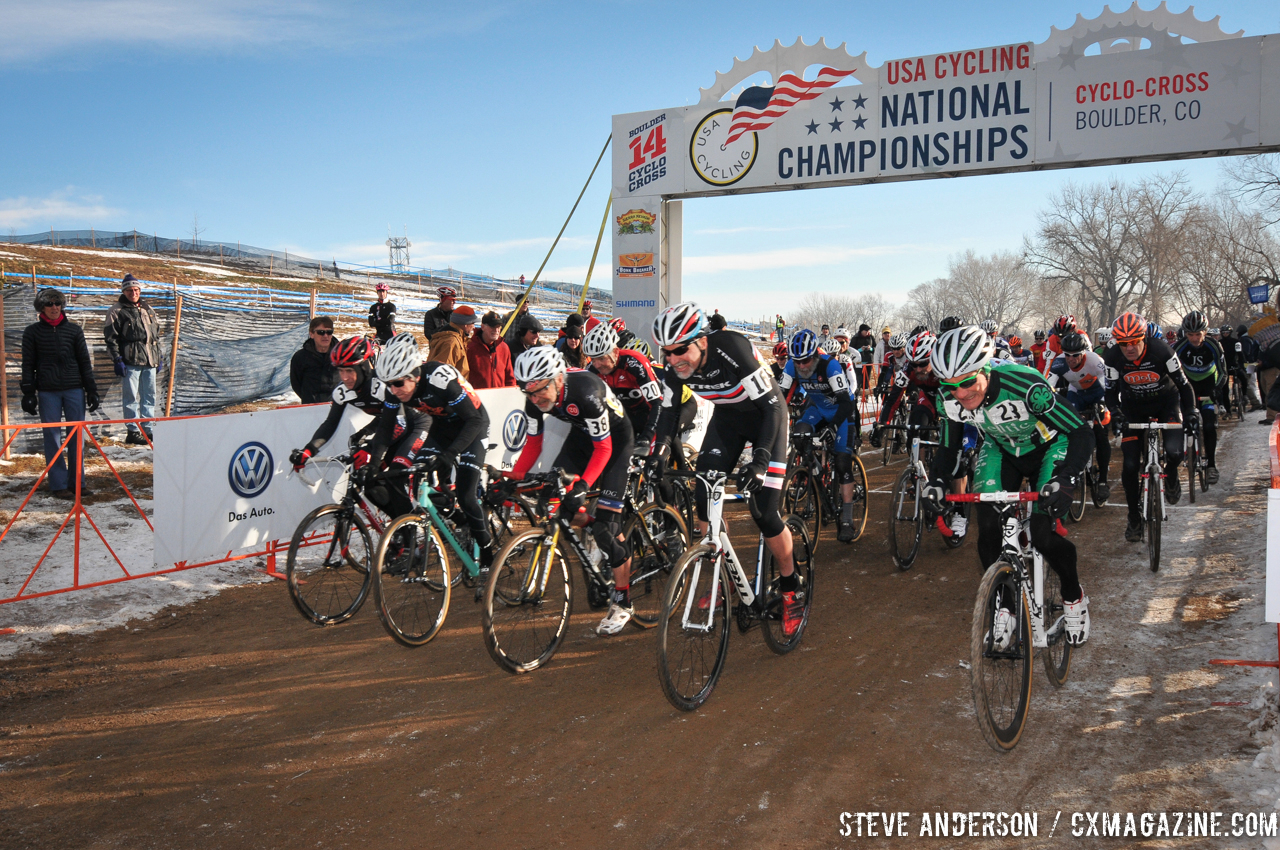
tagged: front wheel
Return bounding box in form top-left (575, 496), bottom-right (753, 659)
top-left (482, 527), bottom-right (573, 674)
top-left (970, 560), bottom-right (1033, 753)
top-left (371, 515), bottom-right (451, 647)
top-left (1186, 435), bottom-right (1199, 505)
top-left (760, 514), bottom-right (814, 654)
top-left (624, 504), bottom-right (689, 628)
top-left (286, 503), bottom-right (373, 626)
top-left (1146, 473), bottom-right (1162, 573)
top-left (888, 466), bottom-right (924, 571)
top-left (656, 545), bottom-right (731, 711)
top-left (842, 453), bottom-right (870, 543)
top-left (781, 467), bottom-right (822, 554)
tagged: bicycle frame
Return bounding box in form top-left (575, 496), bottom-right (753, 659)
top-left (679, 471), bottom-right (772, 633)
top-left (1130, 422), bottom-right (1181, 523)
top-left (413, 477), bottom-right (481, 579)
top-left (296, 457), bottom-right (386, 534)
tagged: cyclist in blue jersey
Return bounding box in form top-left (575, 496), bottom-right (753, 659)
top-left (777, 328), bottom-right (862, 543)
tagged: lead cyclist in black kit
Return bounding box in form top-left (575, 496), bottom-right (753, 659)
top-left (650, 302), bottom-right (806, 635)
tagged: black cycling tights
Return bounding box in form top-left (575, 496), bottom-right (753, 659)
top-left (975, 507), bottom-right (1082, 603)
top-left (1201, 405), bottom-right (1218, 466)
top-left (1093, 422), bottom-right (1111, 479)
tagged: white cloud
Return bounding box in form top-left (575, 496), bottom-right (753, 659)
top-left (0, 190), bottom-right (123, 230)
top-left (683, 243), bottom-right (935, 273)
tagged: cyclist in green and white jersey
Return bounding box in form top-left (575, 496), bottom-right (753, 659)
top-left (924, 326), bottom-right (1094, 645)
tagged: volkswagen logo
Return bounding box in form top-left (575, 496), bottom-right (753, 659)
top-left (502, 410), bottom-right (528, 452)
top-left (228, 442), bottom-right (274, 499)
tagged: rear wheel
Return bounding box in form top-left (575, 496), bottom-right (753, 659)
top-left (888, 466), bottom-right (924, 570)
top-left (760, 514), bottom-right (814, 654)
top-left (1068, 474), bottom-right (1086, 523)
top-left (843, 454), bottom-right (870, 543)
top-left (970, 560), bottom-right (1033, 753)
top-left (623, 504), bottom-right (688, 628)
top-left (782, 467), bottom-right (822, 553)
top-left (482, 527), bottom-right (573, 673)
top-left (656, 545), bottom-right (731, 711)
top-left (1040, 564), bottom-right (1072, 688)
top-left (1186, 434), bottom-right (1199, 505)
top-left (286, 504), bottom-right (373, 626)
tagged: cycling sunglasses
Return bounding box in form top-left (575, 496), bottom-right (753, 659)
top-left (795, 355), bottom-right (817, 365)
top-left (520, 379), bottom-right (552, 395)
top-left (940, 374), bottom-right (981, 393)
top-left (386, 377), bottom-right (413, 388)
top-left (661, 343), bottom-right (693, 358)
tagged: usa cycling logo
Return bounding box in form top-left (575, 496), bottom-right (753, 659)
top-left (228, 442), bottom-right (274, 498)
top-left (502, 411), bottom-right (527, 452)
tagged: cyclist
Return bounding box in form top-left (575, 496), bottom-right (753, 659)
top-left (508, 345), bottom-right (637, 635)
top-left (1093, 327), bottom-right (1112, 355)
top-left (770, 341), bottom-right (789, 383)
top-left (1046, 332), bottom-right (1111, 502)
top-left (651, 302), bottom-right (805, 635)
top-left (583, 322), bottom-right (663, 454)
top-left (778, 329), bottom-right (863, 543)
top-left (289, 335), bottom-right (426, 522)
top-left (1222, 325), bottom-right (1263, 412)
top-left (630, 337), bottom-right (654, 362)
top-left (1030, 329), bottom-right (1049, 372)
top-left (1041, 315), bottom-right (1077, 376)
top-left (1103, 312), bottom-right (1198, 543)
top-left (874, 331), bottom-right (910, 396)
top-left (924, 326), bottom-right (1092, 646)
top-left (367, 282), bottom-right (397, 344)
top-left (609, 316), bottom-right (637, 350)
top-left (1007, 335), bottom-right (1032, 368)
top-left (372, 332), bottom-right (495, 568)
top-left (872, 331), bottom-right (940, 441)
top-left (1172, 311), bottom-right (1226, 485)
top-left (939, 316), bottom-right (965, 334)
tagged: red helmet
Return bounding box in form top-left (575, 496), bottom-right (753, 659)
top-left (330, 336), bottom-right (375, 367)
top-left (375, 282), bottom-right (389, 292)
top-left (1111, 312), bottom-right (1146, 345)
top-left (1008, 335), bottom-right (1022, 347)
top-left (609, 316), bottom-right (626, 333)
top-left (773, 341), bottom-right (788, 358)
top-left (1052, 314), bottom-right (1076, 336)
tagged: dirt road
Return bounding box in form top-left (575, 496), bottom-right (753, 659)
top-left (2, 419), bottom-right (1276, 849)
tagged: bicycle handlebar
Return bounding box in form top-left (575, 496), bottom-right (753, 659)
top-left (945, 492), bottom-right (1039, 503)
top-left (1127, 422), bottom-right (1184, 430)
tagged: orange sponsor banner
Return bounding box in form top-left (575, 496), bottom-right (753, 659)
top-left (617, 252), bottom-right (656, 278)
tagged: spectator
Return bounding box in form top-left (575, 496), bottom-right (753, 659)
top-left (422, 285), bottom-right (457, 338)
top-left (581, 299), bottom-right (601, 332)
top-left (503, 301), bottom-right (542, 347)
top-left (367, 282), bottom-right (396, 344)
top-left (103, 274), bottom-right (163, 444)
top-left (508, 315), bottom-right (542, 360)
top-left (467, 311), bottom-right (515, 388)
top-left (818, 323), bottom-right (831, 342)
top-left (557, 312), bottom-right (585, 345)
top-left (708, 310), bottom-right (727, 332)
top-left (873, 325), bottom-right (892, 367)
top-left (290, 316), bottom-right (340, 404)
top-left (21, 288), bottom-right (99, 500)
top-left (559, 323), bottom-right (586, 368)
top-left (429, 304), bottom-right (475, 377)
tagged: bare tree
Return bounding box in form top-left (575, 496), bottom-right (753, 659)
top-left (191, 215), bottom-right (204, 249)
top-left (787, 291), bottom-right (893, 334)
top-left (1225, 153), bottom-right (1280, 226)
top-left (897, 278), bottom-right (952, 332)
top-left (1126, 173), bottom-right (1200, 327)
top-left (1174, 194), bottom-right (1280, 327)
top-left (945, 249), bottom-right (1038, 334)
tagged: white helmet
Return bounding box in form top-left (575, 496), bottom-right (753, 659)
top-left (932, 326), bottom-right (994, 380)
top-left (374, 333), bottom-right (423, 381)
top-left (821, 338), bottom-right (840, 355)
top-left (888, 331), bottom-right (908, 350)
top-left (513, 345), bottom-right (567, 386)
top-left (1096, 327), bottom-right (1111, 341)
top-left (833, 326), bottom-right (851, 341)
top-left (582, 322), bottom-right (619, 358)
top-left (652, 302), bottom-right (706, 348)
top-left (979, 319), bottom-right (998, 335)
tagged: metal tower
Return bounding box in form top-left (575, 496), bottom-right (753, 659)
top-left (386, 227), bottom-right (411, 274)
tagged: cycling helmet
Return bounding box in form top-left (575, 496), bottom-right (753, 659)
top-left (1060, 332), bottom-right (1089, 354)
top-left (1008, 335), bottom-right (1022, 348)
top-left (582, 322), bottom-right (619, 358)
top-left (887, 331), bottom-right (908, 350)
top-left (1033, 329), bottom-right (1046, 341)
top-left (375, 282), bottom-right (390, 293)
top-left (772, 341), bottom-right (788, 358)
top-left (1052, 315), bottom-right (1076, 336)
top-left (931, 326), bottom-right (994, 380)
top-left (833, 326), bottom-right (851, 341)
top-left (330, 335), bottom-right (376, 367)
top-left (1181, 310), bottom-right (1208, 333)
top-left (652, 302), bottom-right (707, 348)
top-left (513, 345), bottom-right (568, 386)
top-left (1111, 312), bottom-right (1146, 344)
top-left (939, 316), bottom-right (965, 333)
top-left (979, 319), bottom-right (998, 335)
top-left (1146, 321), bottom-right (1162, 338)
top-left (905, 331), bottom-right (935, 365)
top-left (1220, 325), bottom-right (1233, 336)
top-left (993, 337), bottom-right (1012, 358)
top-left (789, 328), bottom-right (820, 360)
top-left (1095, 327), bottom-right (1111, 341)
top-left (374, 333), bottom-right (423, 381)
top-left (630, 338), bottom-right (653, 361)
top-left (821, 338), bottom-right (840, 355)
top-left (609, 316), bottom-right (626, 333)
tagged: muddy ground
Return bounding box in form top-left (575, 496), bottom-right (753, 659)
top-left (1, 420), bottom-right (1277, 849)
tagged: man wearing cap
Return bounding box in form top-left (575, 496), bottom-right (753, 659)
top-left (467, 311), bottom-right (515, 388)
top-left (429, 304), bottom-right (475, 378)
top-left (818, 323), bottom-right (831, 344)
top-left (423, 286), bottom-right (457, 338)
top-left (367, 283), bottom-right (396, 344)
top-left (503, 300), bottom-right (542, 349)
top-left (103, 274), bottom-right (162, 445)
top-left (872, 325), bottom-right (892, 371)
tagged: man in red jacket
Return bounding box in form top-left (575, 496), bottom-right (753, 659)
top-left (467, 311), bottom-right (515, 388)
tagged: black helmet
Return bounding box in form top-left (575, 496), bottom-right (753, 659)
top-left (34, 288), bottom-right (65, 311)
top-left (1060, 332), bottom-right (1089, 354)
top-left (939, 316), bottom-right (964, 333)
top-left (1033, 329), bottom-right (1046, 340)
top-left (1181, 310), bottom-right (1208, 333)
top-left (1220, 325), bottom-right (1233, 336)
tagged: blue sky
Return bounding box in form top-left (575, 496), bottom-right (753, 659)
top-left (2, 0), bottom-right (1277, 320)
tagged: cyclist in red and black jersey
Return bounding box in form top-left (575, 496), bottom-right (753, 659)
top-left (871, 331), bottom-right (941, 444)
top-left (508, 346), bottom-right (637, 635)
top-left (373, 334), bottom-right (495, 568)
top-left (583, 323), bottom-right (662, 454)
top-left (652, 302), bottom-right (805, 636)
top-left (1103, 312), bottom-right (1198, 542)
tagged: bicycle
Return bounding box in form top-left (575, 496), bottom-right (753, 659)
top-left (1184, 398), bottom-right (1212, 503)
top-left (940, 491), bottom-right (1072, 753)
top-left (1130, 421), bottom-right (1184, 573)
top-left (782, 422), bottom-right (869, 550)
top-left (656, 470), bottom-right (814, 711)
top-left (882, 401), bottom-right (907, 467)
top-left (1230, 369), bottom-right (1247, 422)
top-left (285, 455), bottom-right (387, 626)
top-left (886, 423), bottom-right (969, 570)
top-left (369, 463), bottom-right (541, 647)
top-left (482, 463), bottom-right (688, 674)
top-left (1068, 405), bottom-right (1110, 522)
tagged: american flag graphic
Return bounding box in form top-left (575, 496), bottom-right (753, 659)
top-left (725, 67), bottom-right (859, 145)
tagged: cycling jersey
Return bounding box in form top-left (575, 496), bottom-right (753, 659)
top-left (303, 374), bottom-right (407, 456)
top-left (1102, 338), bottom-right (1195, 416)
top-left (589, 348), bottom-right (662, 447)
top-left (1046, 350), bottom-right (1107, 402)
top-left (780, 353), bottom-right (857, 453)
top-left (367, 301), bottom-right (397, 343)
top-left (877, 363), bottom-right (940, 426)
top-left (371, 361), bottom-right (488, 463)
top-left (1030, 341), bottom-right (1048, 372)
top-left (512, 369), bottom-right (632, 509)
top-left (1172, 338), bottom-right (1226, 392)
top-left (1008, 347), bottom-right (1033, 368)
